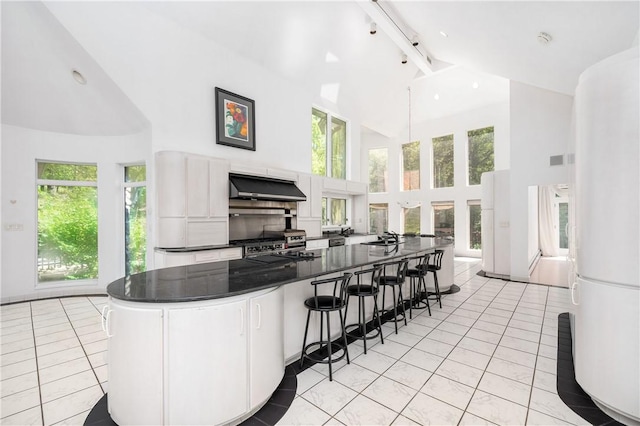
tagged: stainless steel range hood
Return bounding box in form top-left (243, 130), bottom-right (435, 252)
top-left (229, 173), bottom-right (307, 202)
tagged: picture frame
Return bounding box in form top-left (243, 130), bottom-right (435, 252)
top-left (215, 87), bottom-right (256, 151)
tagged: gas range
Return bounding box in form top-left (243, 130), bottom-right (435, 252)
top-left (230, 229), bottom-right (306, 257)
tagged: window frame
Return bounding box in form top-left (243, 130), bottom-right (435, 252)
top-left (321, 196), bottom-right (350, 228)
top-left (123, 163), bottom-right (147, 276)
top-left (432, 201), bottom-right (455, 239)
top-left (312, 106), bottom-right (349, 180)
top-left (36, 160), bottom-right (99, 287)
top-left (468, 200), bottom-right (482, 251)
top-left (401, 140), bottom-right (421, 191)
top-left (402, 205), bottom-right (421, 235)
top-left (467, 126), bottom-right (495, 186)
top-left (432, 134), bottom-right (454, 189)
top-left (368, 147), bottom-right (389, 194)
top-left (369, 203), bottom-right (389, 235)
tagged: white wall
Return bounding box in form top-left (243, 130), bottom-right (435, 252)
top-left (509, 81), bottom-right (573, 280)
top-left (1, 125), bottom-right (151, 303)
top-left (45, 1), bottom-right (363, 180)
top-left (528, 186), bottom-right (540, 267)
top-left (361, 101), bottom-right (510, 257)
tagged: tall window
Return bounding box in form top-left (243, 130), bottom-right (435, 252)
top-left (433, 202), bottom-right (454, 238)
top-left (369, 203), bottom-right (388, 235)
top-left (124, 165), bottom-right (147, 275)
top-left (468, 126), bottom-right (494, 185)
top-left (403, 206), bottom-right (421, 235)
top-left (368, 148), bottom-right (388, 193)
top-left (312, 108), bottom-right (347, 179)
top-left (468, 201), bottom-right (481, 250)
top-left (432, 134), bottom-right (454, 188)
top-left (37, 162), bottom-right (98, 283)
top-left (402, 141), bottom-right (420, 191)
top-left (322, 197), bottom-right (347, 226)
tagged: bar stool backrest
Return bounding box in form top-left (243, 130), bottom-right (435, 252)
top-left (381, 258), bottom-right (409, 284)
top-left (352, 264), bottom-right (383, 294)
top-left (431, 250), bottom-right (444, 270)
top-left (310, 272), bottom-right (353, 309)
top-left (413, 252), bottom-right (431, 273)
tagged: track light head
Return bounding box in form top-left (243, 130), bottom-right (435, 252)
top-left (401, 54), bottom-right (408, 64)
top-left (370, 22), bottom-right (377, 35)
top-left (412, 36), bottom-right (419, 47)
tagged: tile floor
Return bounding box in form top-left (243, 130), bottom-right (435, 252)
top-left (529, 256), bottom-right (570, 288)
top-left (0, 258), bottom-right (588, 425)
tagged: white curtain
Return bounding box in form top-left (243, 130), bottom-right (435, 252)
top-left (539, 185), bottom-right (559, 257)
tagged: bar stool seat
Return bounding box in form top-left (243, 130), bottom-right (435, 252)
top-left (405, 253), bottom-right (432, 318)
top-left (377, 258), bottom-right (410, 334)
top-left (299, 273), bottom-right (352, 381)
top-left (344, 264), bottom-right (385, 354)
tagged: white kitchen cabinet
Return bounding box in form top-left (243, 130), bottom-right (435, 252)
top-left (156, 152), bottom-right (230, 248)
top-left (305, 238), bottom-right (329, 249)
top-left (268, 168), bottom-right (298, 181)
top-left (167, 300), bottom-right (248, 425)
top-left (209, 158), bottom-right (230, 217)
top-left (297, 173), bottom-right (323, 219)
top-left (156, 151), bottom-right (186, 218)
top-left (323, 176), bottom-right (347, 192)
top-left (344, 234), bottom-right (377, 245)
top-left (107, 300), bottom-right (164, 426)
top-left (186, 156), bottom-right (210, 218)
top-left (249, 287), bottom-right (284, 406)
top-left (346, 180), bottom-right (367, 195)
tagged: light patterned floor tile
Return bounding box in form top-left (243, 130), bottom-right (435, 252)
top-left (334, 394), bottom-right (398, 426)
top-left (0, 406), bottom-right (42, 425)
top-left (53, 409), bottom-right (91, 425)
top-left (467, 390), bottom-right (528, 425)
top-left (447, 346), bottom-right (491, 370)
top-left (383, 361), bottom-right (432, 390)
top-left (402, 392), bottom-right (463, 425)
top-left (426, 328), bottom-right (463, 346)
top-left (36, 337), bottom-right (81, 357)
top-left (352, 350), bottom-right (395, 374)
top-left (529, 387), bottom-right (588, 425)
top-left (37, 346), bottom-right (86, 370)
top-left (332, 363), bottom-right (379, 392)
top-left (457, 336), bottom-right (497, 357)
top-left (87, 351), bottom-right (108, 369)
top-left (277, 395), bottom-right (331, 425)
top-left (302, 378), bottom-right (357, 416)
top-left (413, 337), bottom-right (455, 358)
top-left (296, 367), bottom-right (326, 395)
top-left (0, 386), bottom-right (40, 418)
top-left (385, 330), bottom-right (422, 347)
top-left (0, 371), bottom-right (39, 398)
top-left (493, 345), bottom-right (537, 369)
top-left (526, 408), bottom-right (582, 425)
top-left (362, 375), bottom-right (417, 412)
top-left (533, 369), bottom-right (556, 393)
top-left (435, 359), bottom-right (484, 388)
top-left (398, 321), bottom-right (433, 337)
top-left (42, 385), bottom-right (103, 425)
top-left (370, 340), bottom-right (411, 360)
top-left (535, 355), bottom-right (557, 375)
top-left (420, 373), bottom-right (474, 410)
top-left (399, 348), bottom-right (444, 373)
top-left (40, 370), bottom-right (100, 403)
top-left (391, 414), bottom-right (421, 425)
top-left (459, 411), bottom-right (498, 425)
top-left (0, 358), bottom-right (37, 381)
top-left (478, 371), bottom-right (532, 406)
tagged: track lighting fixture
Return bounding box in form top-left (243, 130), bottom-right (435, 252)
top-left (401, 54), bottom-right (408, 64)
top-left (370, 22), bottom-right (377, 35)
top-left (411, 36), bottom-right (419, 47)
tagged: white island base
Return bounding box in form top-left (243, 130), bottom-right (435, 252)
top-left (104, 287), bottom-right (284, 426)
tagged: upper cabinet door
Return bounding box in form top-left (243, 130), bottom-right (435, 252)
top-left (157, 152), bottom-right (186, 218)
top-left (209, 158), bottom-right (230, 217)
top-left (186, 156), bottom-right (210, 218)
top-left (296, 174), bottom-right (312, 218)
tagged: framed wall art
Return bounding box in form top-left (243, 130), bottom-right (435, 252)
top-left (215, 87), bottom-right (256, 151)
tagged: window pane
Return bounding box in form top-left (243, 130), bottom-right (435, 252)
top-left (368, 148), bottom-right (388, 193)
top-left (331, 117), bottom-right (346, 179)
top-left (403, 207), bottom-right (420, 235)
top-left (311, 108), bottom-right (327, 176)
top-left (125, 165), bottom-right (146, 183)
top-left (331, 198), bottom-right (347, 226)
top-left (433, 203), bottom-right (454, 238)
top-left (432, 135), bottom-right (454, 188)
top-left (369, 203), bottom-right (388, 235)
top-left (559, 202), bottom-right (569, 249)
top-left (38, 185), bottom-right (98, 282)
top-left (322, 197), bottom-right (327, 225)
top-left (125, 182), bottom-right (146, 275)
top-left (38, 163), bottom-right (97, 181)
top-left (402, 141), bottom-right (420, 191)
top-left (469, 204), bottom-right (482, 249)
top-left (468, 126), bottom-right (494, 185)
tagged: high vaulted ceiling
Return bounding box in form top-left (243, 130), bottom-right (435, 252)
top-left (3, 1), bottom-right (638, 138)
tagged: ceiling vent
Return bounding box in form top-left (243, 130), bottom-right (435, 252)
top-left (550, 155), bottom-right (564, 166)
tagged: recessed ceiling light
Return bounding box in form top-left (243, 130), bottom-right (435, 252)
top-left (72, 69), bottom-right (86, 85)
top-left (537, 32), bottom-right (552, 45)
top-left (472, 82), bottom-right (479, 89)
top-left (439, 31), bottom-right (448, 38)
top-left (434, 94), bottom-right (440, 100)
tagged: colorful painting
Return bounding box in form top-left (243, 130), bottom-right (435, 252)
top-left (215, 88), bottom-right (255, 150)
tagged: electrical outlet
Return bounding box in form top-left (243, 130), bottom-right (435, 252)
top-left (4, 224), bottom-right (23, 231)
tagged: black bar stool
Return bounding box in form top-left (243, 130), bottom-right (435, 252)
top-left (299, 272), bottom-right (352, 381)
top-left (405, 252), bottom-right (432, 318)
top-left (426, 249), bottom-right (444, 308)
top-left (344, 264), bottom-right (384, 354)
top-left (377, 258), bottom-right (410, 334)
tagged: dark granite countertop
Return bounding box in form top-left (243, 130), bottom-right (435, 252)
top-left (108, 237), bottom-right (452, 303)
top-left (154, 244), bottom-right (236, 252)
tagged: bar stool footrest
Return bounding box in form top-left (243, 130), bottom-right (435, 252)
top-left (302, 341), bottom-right (348, 364)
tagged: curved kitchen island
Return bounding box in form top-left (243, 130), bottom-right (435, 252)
top-left (105, 238), bottom-right (453, 425)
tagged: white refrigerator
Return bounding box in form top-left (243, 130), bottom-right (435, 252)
top-left (481, 170), bottom-right (511, 279)
top-left (573, 47), bottom-right (639, 424)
